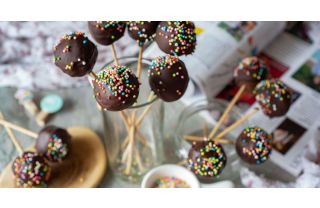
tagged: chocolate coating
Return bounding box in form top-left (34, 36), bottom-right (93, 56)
top-left (93, 65), bottom-right (140, 111)
top-left (12, 151), bottom-right (51, 188)
top-left (155, 21), bottom-right (196, 56)
top-left (127, 21), bottom-right (160, 46)
top-left (188, 141), bottom-right (227, 183)
top-left (254, 79), bottom-right (292, 118)
top-left (148, 55), bottom-right (189, 102)
top-left (234, 56), bottom-right (269, 92)
top-left (36, 126), bottom-right (71, 162)
top-left (88, 21), bottom-right (126, 45)
top-left (53, 32), bottom-right (98, 77)
top-left (236, 127), bottom-right (272, 165)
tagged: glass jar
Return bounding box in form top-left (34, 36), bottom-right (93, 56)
top-left (100, 57), bottom-right (165, 183)
top-left (174, 98), bottom-right (248, 183)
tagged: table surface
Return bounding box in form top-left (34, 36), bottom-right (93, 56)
top-left (0, 86), bottom-right (296, 188)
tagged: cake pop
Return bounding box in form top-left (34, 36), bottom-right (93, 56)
top-left (187, 141), bottom-right (227, 183)
top-left (12, 151), bottom-right (51, 188)
top-left (88, 21), bottom-right (126, 45)
top-left (148, 55), bottom-right (189, 102)
top-left (36, 126), bottom-right (71, 162)
top-left (234, 56), bottom-right (269, 92)
top-left (93, 65), bottom-right (140, 111)
top-left (127, 21), bottom-right (160, 46)
top-left (235, 126), bottom-right (272, 165)
top-left (254, 79), bottom-right (292, 118)
top-left (155, 21), bottom-right (196, 56)
top-left (53, 32), bottom-right (98, 77)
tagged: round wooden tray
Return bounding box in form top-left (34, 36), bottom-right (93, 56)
top-left (0, 127), bottom-right (107, 188)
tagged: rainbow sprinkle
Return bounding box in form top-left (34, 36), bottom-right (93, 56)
top-left (188, 141), bottom-right (227, 178)
top-left (128, 21), bottom-right (157, 46)
top-left (45, 133), bottom-right (69, 162)
top-left (152, 176), bottom-right (190, 188)
top-left (148, 54), bottom-right (180, 76)
top-left (94, 65), bottom-right (139, 104)
top-left (12, 152), bottom-right (51, 188)
top-left (234, 56), bottom-right (268, 81)
top-left (254, 79), bottom-right (292, 115)
top-left (157, 21), bottom-right (196, 56)
top-left (237, 127), bottom-right (272, 164)
top-left (94, 21), bottom-right (125, 35)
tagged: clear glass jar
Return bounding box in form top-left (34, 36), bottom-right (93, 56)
top-left (174, 98), bottom-right (247, 183)
top-left (100, 57), bottom-right (165, 183)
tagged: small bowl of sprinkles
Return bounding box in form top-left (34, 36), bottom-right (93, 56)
top-left (152, 176), bottom-right (190, 188)
top-left (141, 164), bottom-right (200, 188)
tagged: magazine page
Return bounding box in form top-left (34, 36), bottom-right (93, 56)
top-left (245, 25), bottom-right (320, 176)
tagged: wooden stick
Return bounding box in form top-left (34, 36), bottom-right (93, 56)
top-left (0, 119), bottom-right (37, 139)
top-left (135, 92), bottom-right (155, 126)
top-left (125, 125), bottom-right (135, 174)
top-left (215, 108), bottom-right (259, 140)
top-left (120, 92), bottom-right (155, 149)
top-left (203, 124), bottom-right (208, 138)
top-left (0, 113), bottom-right (23, 154)
top-left (208, 85), bottom-right (246, 139)
top-left (136, 46), bottom-right (143, 79)
top-left (183, 135), bottom-right (235, 145)
top-left (88, 71), bottom-right (98, 80)
top-left (177, 160), bottom-right (187, 166)
top-left (111, 44), bottom-right (119, 65)
top-left (134, 146), bottom-right (144, 172)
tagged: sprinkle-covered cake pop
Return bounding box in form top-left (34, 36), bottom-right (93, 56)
top-left (36, 126), bottom-right (71, 162)
top-left (254, 79), bottom-right (292, 118)
top-left (155, 21), bottom-right (196, 56)
top-left (53, 32), bottom-right (98, 77)
top-left (88, 21), bottom-right (126, 45)
top-left (234, 56), bottom-right (269, 92)
top-left (127, 21), bottom-right (160, 46)
top-left (93, 65), bottom-right (140, 111)
top-left (235, 127), bottom-right (272, 165)
top-left (187, 141), bottom-right (227, 183)
top-left (12, 151), bottom-right (51, 188)
top-left (148, 55), bottom-right (189, 102)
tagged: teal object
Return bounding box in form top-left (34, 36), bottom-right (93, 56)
top-left (40, 94), bottom-right (64, 113)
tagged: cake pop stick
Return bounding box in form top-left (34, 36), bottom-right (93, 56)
top-left (36, 94), bottom-right (64, 127)
top-left (136, 46), bottom-right (143, 79)
top-left (125, 125), bottom-right (135, 174)
top-left (0, 112), bottom-right (23, 154)
top-left (183, 135), bottom-right (235, 145)
top-left (134, 146), bottom-right (144, 172)
top-left (88, 71), bottom-right (98, 80)
top-left (14, 89), bottom-right (39, 116)
top-left (215, 108), bottom-right (259, 140)
top-left (0, 119), bottom-right (37, 138)
top-left (111, 44), bottom-right (119, 65)
top-left (208, 85), bottom-right (246, 139)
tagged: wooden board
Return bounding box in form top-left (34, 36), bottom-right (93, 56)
top-left (0, 127), bottom-right (107, 188)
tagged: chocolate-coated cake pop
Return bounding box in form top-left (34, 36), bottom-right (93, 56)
top-left (88, 21), bottom-right (126, 45)
top-left (148, 55), bottom-right (189, 102)
top-left (187, 141), bottom-right (227, 183)
top-left (234, 56), bottom-right (269, 92)
top-left (12, 151), bottom-right (51, 188)
top-left (236, 127), bottom-right (272, 165)
top-left (93, 65), bottom-right (140, 111)
top-left (36, 126), bottom-right (71, 162)
top-left (53, 32), bottom-right (98, 77)
top-left (155, 21), bottom-right (196, 56)
top-left (254, 79), bottom-right (292, 118)
top-left (127, 21), bottom-right (160, 46)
